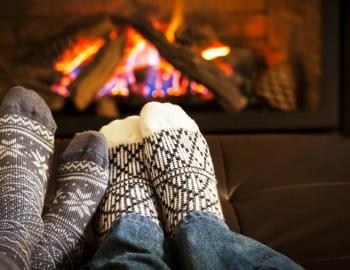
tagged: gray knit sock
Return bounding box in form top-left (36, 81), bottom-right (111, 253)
top-left (0, 86), bottom-right (56, 269)
top-left (139, 102), bottom-right (224, 237)
top-left (94, 116), bottom-right (160, 240)
top-left (31, 131), bottom-right (109, 270)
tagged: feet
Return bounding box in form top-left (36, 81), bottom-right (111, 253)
top-left (0, 86), bottom-right (56, 269)
top-left (95, 101), bottom-right (223, 239)
top-left (139, 102), bottom-right (224, 236)
top-left (94, 116), bottom-right (160, 240)
top-left (31, 131), bottom-right (109, 270)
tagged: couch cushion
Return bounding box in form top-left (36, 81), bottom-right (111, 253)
top-left (211, 135), bottom-right (350, 270)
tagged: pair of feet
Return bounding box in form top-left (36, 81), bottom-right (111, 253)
top-left (95, 102), bottom-right (224, 239)
top-left (0, 87), bottom-right (109, 270)
top-left (0, 86), bottom-right (224, 269)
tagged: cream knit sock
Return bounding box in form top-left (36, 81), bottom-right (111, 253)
top-left (139, 102), bottom-right (224, 236)
top-left (94, 116), bottom-right (160, 240)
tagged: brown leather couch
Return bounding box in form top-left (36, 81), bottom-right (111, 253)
top-left (46, 135), bottom-right (350, 270)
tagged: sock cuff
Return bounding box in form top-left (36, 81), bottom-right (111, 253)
top-left (139, 102), bottom-right (199, 137)
top-left (100, 115), bottom-right (143, 147)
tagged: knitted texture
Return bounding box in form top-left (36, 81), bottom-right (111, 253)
top-left (95, 116), bottom-right (160, 239)
top-left (140, 102), bottom-right (224, 236)
top-left (0, 87), bottom-right (56, 270)
top-left (31, 131), bottom-right (109, 270)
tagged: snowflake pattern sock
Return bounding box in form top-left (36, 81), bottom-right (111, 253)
top-left (0, 86), bottom-right (56, 269)
top-left (94, 116), bottom-right (160, 240)
top-left (139, 102), bottom-right (224, 236)
top-left (31, 131), bottom-right (109, 270)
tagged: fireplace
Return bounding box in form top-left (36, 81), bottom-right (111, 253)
top-left (0, 0), bottom-right (341, 136)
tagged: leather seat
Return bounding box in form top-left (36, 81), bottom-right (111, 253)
top-left (47, 135), bottom-right (350, 270)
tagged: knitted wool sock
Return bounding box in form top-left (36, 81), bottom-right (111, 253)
top-left (31, 131), bottom-right (109, 270)
top-left (139, 102), bottom-right (224, 236)
top-left (0, 86), bottom-right (56, 269)
top-left (94, 116), bottom-right (160, 240)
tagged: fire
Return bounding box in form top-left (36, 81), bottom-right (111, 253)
top-left (165, 0), bottom-right (184, 43)
top-left (52, 37), bottom-right (105, 97)
top-left (54, 38), bottom-right (105, 75)
top-left (52, 12), bottom-right (232, 101)
top-left (201, 45), bottom-right (231, 60)
top-left (97, 27), bottom-right (213, 100)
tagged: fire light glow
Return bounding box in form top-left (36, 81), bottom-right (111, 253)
top-left (97, 27), bottom-right (214, 100)
top-left (201, 46), bottom-right (231, 60)
top-left (52, 8), bottom-right (232, 102)
top-left (55, 38), bottom-right (105, 75)
top-left (165, 0), bottom-right (184, 43)
top-left (52, 38), bottom-right (105, 97)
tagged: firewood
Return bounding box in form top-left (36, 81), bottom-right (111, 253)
top-left (112, 16), bottom-right (248, 111)
top-left (96, 96), bottom-right (120, 118)
top-left (69, 32), bottom-right (126, 111)
top-left (175, 24), bottom-right (220, 47)
top-left (0, 65), bottom-right (65, 111)
top-left (26, 16), bottom-right (116, 68)
top-left (77, 16), bottom-right (116, 39)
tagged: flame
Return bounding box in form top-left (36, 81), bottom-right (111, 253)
top-left (165, 0), bottom-right (184, 42)
top-left (98, 27), bottom-right (202, 99)
top-left (190, 81), bottom-right (214, 100)
top-left (201, 45), bottom-right (231, 60)
top-left (51, 37), bottom-right (104, 97)
top-left (53, 22), bottom-right (222, 102)
top-left (52, 37), bottom-right (105, 96)
top-left (51, 74), bottom-right (74, 97)
top-left (55, 38), bottom-right (105, 75)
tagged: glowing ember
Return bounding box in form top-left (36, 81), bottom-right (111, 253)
top-left (52, 38), bottom-right (105, 97)
top-left (201, 46), bottom-right (231, 60)
top-left (55, 38), bottom-right (105, 75)
top-left (52, 16), bottom-right (229, 101)
top-left (97, 27), bottom-right (214, 100)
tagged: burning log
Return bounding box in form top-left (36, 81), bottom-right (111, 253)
top-left (0, 16), bottom-right (117, 111)
top-left (26, 16), bottom-right (116, 68)
top-left (112, 16), bottom-right (248, 111)
top-left (0, 65), bottom-right (65, 111)
top-left (175, 24), bottom-right (220, 48)
top-left (96, 96), bottom-right (120, 118)
top-left (69, 32), bottom-right (126, 111)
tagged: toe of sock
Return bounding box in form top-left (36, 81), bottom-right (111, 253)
top-left (62, 131), bottom-right (108, 168)
top-left (100, 115), bottom-right (142, 147)
top-left (0, 86), bottom-right (56, 132)
top-left (139, 102), bottom-right (199, 137)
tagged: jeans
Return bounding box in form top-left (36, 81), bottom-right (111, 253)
top-left (82, 212), bottom-right (303, 270)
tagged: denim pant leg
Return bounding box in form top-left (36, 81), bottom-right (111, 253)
top-left (172, 212), bottom-right (304, 270)
top-left (82, 214), bottom-right (173, 270)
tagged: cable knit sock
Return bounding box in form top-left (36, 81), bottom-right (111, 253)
top-left (139, 102), bottom-right (224, 237)
top-left (31, 131), bottom-right (109, 270)
top-left (94, 116), bottom-right (160, 240)
top-left (0, 86), bottom-right (56, 269)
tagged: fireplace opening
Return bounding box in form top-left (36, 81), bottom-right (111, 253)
top-left (0, 0), bottom-right (340, 135)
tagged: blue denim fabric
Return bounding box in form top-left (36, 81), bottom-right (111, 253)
top-left (84, 212), bottom-right (303, 270)
top-left (172, 212), bottom-right (303, 270)
top-left (81, 214), bottom-right (173, 270)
